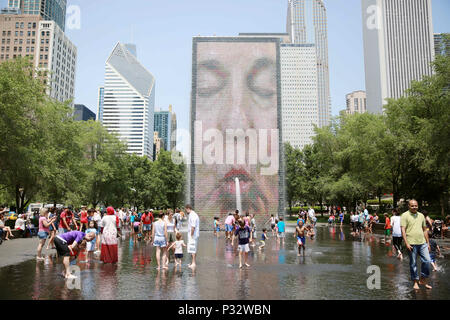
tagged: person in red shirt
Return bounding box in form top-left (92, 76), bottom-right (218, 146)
top-left (59, 209), bottom-right (77, 233)
top-left (384, 213), bottom-right (392, 244)
top-left (141, 210), bottom-right (154, 241)
top-left (79, 206), bottom-right (88, 232)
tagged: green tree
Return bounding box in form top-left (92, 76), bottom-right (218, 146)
top-left (384, 54), bottom-right (450, 216)
top-left (155, 150), bottom-right (185, 210)
top-left (0, 58), bottom-right (49, 213)
top-left (284, 143), bottom-right (305, 214)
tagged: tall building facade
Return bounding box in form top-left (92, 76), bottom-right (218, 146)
top-left (96, 86), bottom-right (104, 122)
top-left (286, 0), bottom-right (331, 128)
top-left (153, 131), bottom-right (162, 161)
top-left (154, 109), bottom-right (171, 151)
top-left (8, 0), bottom-right (66, 31)
top-left (37, 20), bottom-right (76, 103)
top-left (74, 104), bottom-right (95, 121)
top-left (0, 14), bottom-right (41, 65)
top-left (362, 0), bottom-right (435, 114)
top-left (434, 33), bottom-right (449, 57)
top-left (280, 43), bottom-right (319, 149)
top-left (169, 104), bottom-right (177, 151)
top-left (346, 91), bottom-right (367, 115)
top-left (0, 14), bottom-right (76, 104)
top-left (100, 42), bottom-right (155, 158)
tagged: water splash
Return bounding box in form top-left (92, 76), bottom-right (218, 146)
top-left (235, 177), bottom-right (242, 214)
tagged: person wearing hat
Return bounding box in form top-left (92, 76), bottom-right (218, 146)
top-left (100, 207), bottom-right (121, 263)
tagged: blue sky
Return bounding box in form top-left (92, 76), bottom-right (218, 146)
top-left (2, 0), bottom-right (449, 144)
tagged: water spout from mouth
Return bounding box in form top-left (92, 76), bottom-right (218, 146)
top-left (235, 177), bottom-right (242, 214)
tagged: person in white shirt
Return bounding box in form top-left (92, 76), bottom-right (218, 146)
top-left (185, 204), bottom-right (199, 269)
top-left (308, 207), bottom-right (315, 225)
top-left (14, 214), bottom-right (26, 237)
top-left (390, 209), bottom-right (403, 260)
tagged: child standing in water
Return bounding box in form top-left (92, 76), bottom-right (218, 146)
top-left (295, 220), bottom-right (307, 256)
top-left (168, 232), bottom-right (186, 266)
top-left (277, 217), bottom-right (285, 245)
top-left (259, 228), bottom-right (268, 250)
top-left (85, 220), bottom-right (98, 260)
top-left (213, 217), bottom-right (220, 237)
top-left (235, 220), bottom-right (252, 268)
top-left (428, 232), bottom-right (441, 271)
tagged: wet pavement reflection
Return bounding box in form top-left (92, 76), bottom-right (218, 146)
top-left (0, 225), bottom-right (449, 300)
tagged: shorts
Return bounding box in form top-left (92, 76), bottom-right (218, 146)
top-left (252, 230), bottom-right (256, 239)
top-left (37, 231), bottom-right (49, 240)
top-left (297, 236), bottom-right (306, 246)
top-left (187, 237), bottom-right (198, 254)
top-left (153, 236), bottom-right (167, 247)
top-left (133, 226), bottom-right (140, 233)
top-left (86, 240), bottom-right (96, 252)
top-left (215, 227), bottom-right (220, 232)
top-left (175, 253), bottom-right (183, 259)
top-left (260, 240), bottom-right (265, 246)
top-left (168, 232), bottom-right (175, 243)
top-left (238, 244), bottom-right (250, 253)
top-left (385, 229), bottom-right (391, 236)
top-left (278, 232), bottom-right (285, 238)
top-left (225, 224), bottom-right (233, 232)
top-left (143, 224), bottom-right (151, 231)
top-left (54, 237), bottom-right (71, 257)
top-left (271, 224), bottom-right (276, 230)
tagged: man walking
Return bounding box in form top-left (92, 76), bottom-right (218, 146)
top-left (185, 204), bottom-right (199, 269)
top-left (401, 199), bottom-right (432, 290)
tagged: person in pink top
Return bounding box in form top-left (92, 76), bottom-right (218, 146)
top-left (224, 213), bottom-right (235, 240)
top-left (36, 208), bottom-right (57, 260)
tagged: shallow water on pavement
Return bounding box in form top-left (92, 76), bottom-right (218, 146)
top-left (0, 225), bottom-right (449, 300)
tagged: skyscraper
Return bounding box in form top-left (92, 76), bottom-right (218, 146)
top-left (362, 0), bottom-right (435, 114)
top-left (96, 86), bottom-right (104, 122)
top-left (74, 104), bottom-right (95, 121)
top-left (286, 0), bottom-right (331, 128)
top-left (8, 0), bottom-right (67, 31)
top-left (169, 104), bottom-right (177, 151)
top-left (280, 43), bottom-right (319, 149)
top-left (0, 14), bottom-right (77, 105)
top-left (100, 42), bottom-right (155, 159)
top-left (154, 109), bottom-right (171, 151)
top-left (345, 91), bottom-right (367, 115)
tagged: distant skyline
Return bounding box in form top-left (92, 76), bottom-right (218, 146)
top-left (1, 0), bottom-right (449, 150)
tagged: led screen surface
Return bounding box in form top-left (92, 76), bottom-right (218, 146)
top-left (191, 37), bottom-right (284, 227)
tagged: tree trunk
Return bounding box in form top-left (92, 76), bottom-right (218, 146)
top-left (320, 198), bottom-right (323, 217)
top-left (440, 193), bottom-right (446, 219)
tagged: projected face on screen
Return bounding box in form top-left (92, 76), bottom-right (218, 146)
top-left (192, 39), bottom-right (280, 221)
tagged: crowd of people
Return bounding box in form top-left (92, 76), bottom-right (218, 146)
top-left (1, 201), bottom-right (449, 291)
top-left (344, 200), bottom-right (449, 290)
